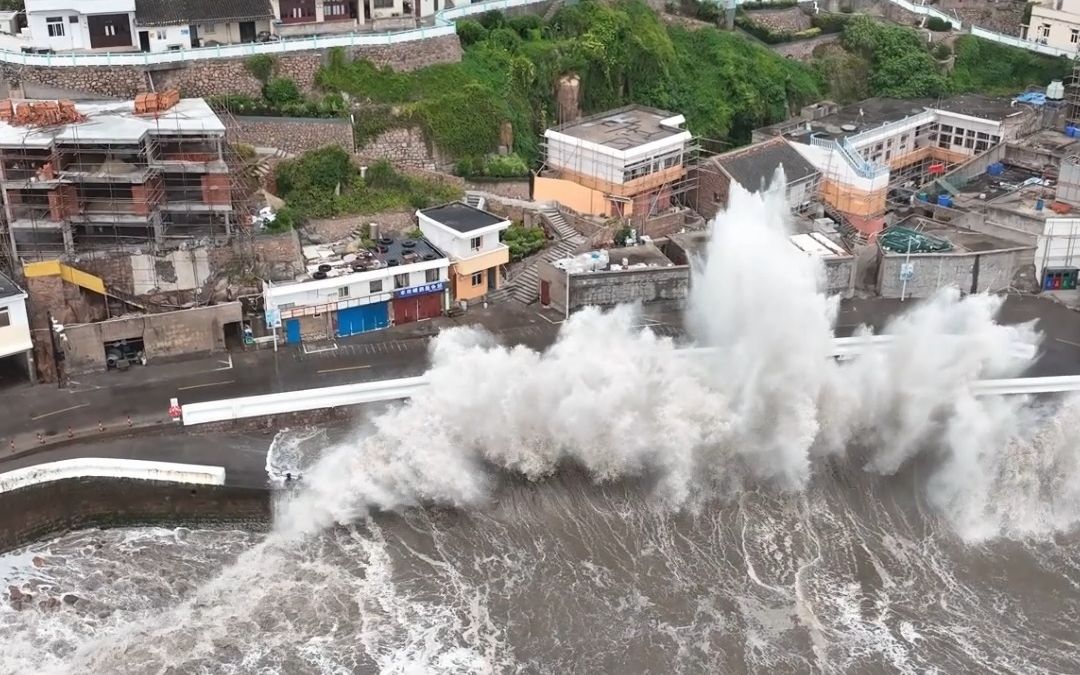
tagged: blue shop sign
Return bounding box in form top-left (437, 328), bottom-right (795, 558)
top-left (394, 281), bottom-right (445, 299)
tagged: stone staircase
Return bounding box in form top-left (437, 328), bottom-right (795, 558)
top-left (507, 209), bottom-right (586, 305)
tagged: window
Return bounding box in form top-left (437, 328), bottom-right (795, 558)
top-left (46, 17), bottom-right (65, 38)
top-left (1040, 24), bottom-right (1051, 39)
top-left (369, 279), bottom-right (383, 293)
top-left (975, 141), bottom-right (989, 153)
top-left (374, 0), bottom-right (395, 8)
top-left (976, 132), bottom-right (990, 141)
top-left (339, 286), bottom-right (350, 298)
top-left (964, 137), bottom-right (974, 149)
top-left (156, 30), bottom-right (166, 39)
top-left (939, 124), bottom-right (953, 134)
top-left (471, 272), bottom-right (483, 286)
top-left (425, 268), bottom-right (439, 283)
top-left (0, 307), bottom-right (8, 328)
top-left (202, 23), bottom-right (216, 34)
top-left (68, 15), bottom-right (78, 23)
top-left (1072, 29), bottom-right (1080, 44)
top-left (325, 1), bottom-right (348, 15)
top-left (394, 273), bottom-right (409, 289)
top-left (469, 236), bottom-right (482, 251)
top-left (278, 302), bottom-right (295, 310)
top-left (103, 22), bottom-right (116, 37)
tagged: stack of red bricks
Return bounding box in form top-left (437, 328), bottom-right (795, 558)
top-left (0, 99), bottom-right (85, 127)
top-left (134, 89), bottom-right (181, 115)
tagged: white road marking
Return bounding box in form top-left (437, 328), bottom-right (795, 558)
top-left (31, 403), bottom-right (90, 421)
top-left (177, 380), bottom-right (235, 391)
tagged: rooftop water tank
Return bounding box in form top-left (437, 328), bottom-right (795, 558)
top-left (1048, 80), bottom-right (1066, 101)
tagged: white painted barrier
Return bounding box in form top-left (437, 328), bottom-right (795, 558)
top-left (884, 0), bottom-right (962, 29)
top-left (181, 375), bottom-right (429, 425)
top-left (181, 337), bottom-right (1070, 425)
top-left (0, 458), bottom-right (227, 494)
top-left (969, 26), bottom-right (1076, 58)
top-left (0, 0), bottom-right (544, 67)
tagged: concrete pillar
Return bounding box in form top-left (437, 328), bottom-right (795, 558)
top-left (62, 222), bottom-right (74, 254)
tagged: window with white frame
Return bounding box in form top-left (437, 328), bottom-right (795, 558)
top-left (339, 286), bottom-right (350, 298)
top-left (203, 23), bottom-right (216, 34)
top-left (0, 307), bottom-right (9, 328)
top-left (374, 0), bottom-right (394, 8)
top-left (471, 272), bottom-right (483, 286)
top-left (1072, 29), bottom-right (1079, 44)
top-left (103, 22), bottom-right (117, 36)
top-left (469, 236), bottom-right (482, 251)
top-left (425, 268), bottom-right (439, 283)
top-left (1040, 24), bottom-right (1051, 39)
top-left (156, 29), bottom-right (167, 39)
top-left (46, 17), bottom-right (65, 38)
top-left (394, 273), bottom-right (409, 289)
top-left (325, 1), bottom-right (348, 15)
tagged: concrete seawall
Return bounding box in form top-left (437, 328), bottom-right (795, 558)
top-left (0, 477), bottom-right (271, 554)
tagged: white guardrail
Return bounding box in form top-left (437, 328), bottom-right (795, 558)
top-left (969, 26), bottom-right (1077, 58)
top-left (0, 458), bottom-right (226, 494)
top-left (0, 0), bottom-right (544, 67)
top-left (888, 0), bottom-right (962, 29)
top-left (181, 337), bottom-right (1078, 425)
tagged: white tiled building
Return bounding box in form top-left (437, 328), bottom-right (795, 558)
top-left (0, 272), bottom-right (33, 382)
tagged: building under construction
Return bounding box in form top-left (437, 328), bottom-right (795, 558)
top-left (0, 93), bottom-right (255, 266)
top-left (533, 105), bottom-right (700, 232)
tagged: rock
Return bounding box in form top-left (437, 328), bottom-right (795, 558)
top-left (39, 597), bottom-right (61, 611)
top-left (62, 594), bottom-right (81, 605)
top-left (303, 231), bottom-right (327, 245)
top-left (32, 556), bottom-right (46, 568)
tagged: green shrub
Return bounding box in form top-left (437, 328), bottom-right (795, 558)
top-left (455, 153), bottom-right (530, 178)
top-left (508, 14), bottom-right (542, 36)
top-left (457, 20), bottom-right (487, 46)
top-left (263, 78), bottom-right (302, 106)
top-left (926, 16), bottom-right (952, 32)
top-left (502, 224), bottom-right (546, 260)
top-left (841, 16), bottom-right (949, 97)
top-left (477, 10), bottom-right (505, 29)
top-left (950, 34), bottom-right (1071, 94)
top-left (487, 26), bottom-right (523, 52)
top-left (811, 12), bottom-right (852, 34)
top-left (740, 0), bottom-right (798, 9)
top-left (932, 42), bottom-right (952, 60)
top-left (266, 205), bottom-right (298, 232)
top-left (245, 54), bottom-right (277, 83)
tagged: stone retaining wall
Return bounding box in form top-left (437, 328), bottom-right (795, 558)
top-left (1, 34), bottom-right (462, 100)
top-left (465, 179), bottom-right (531, 201)
top-left (355, 127), bottom-right (443, 170)
top-left (232, 116), bottom-right (354, 155)
top-left (0, 477), bottom-right (270, 554)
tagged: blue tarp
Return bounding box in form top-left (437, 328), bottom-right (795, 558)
top-left (1015, 92), bottom-right (1047, 106)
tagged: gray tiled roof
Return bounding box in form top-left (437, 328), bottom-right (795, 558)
top-left (135, 0), bottom-right (274, 26)
top-left (0, 272), bottom-right (24, 301)
top-left (714, 138), bottom-right (818, 192)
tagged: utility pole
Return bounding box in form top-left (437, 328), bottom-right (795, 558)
top-left (47, 312), bottom-right (66, 389)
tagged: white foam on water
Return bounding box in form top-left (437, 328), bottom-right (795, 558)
top-left (8, 173), bottom-right (1080, 671)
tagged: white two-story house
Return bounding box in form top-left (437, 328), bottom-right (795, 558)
top-left (0, 272), bottom-right (33, 383)
top-left (264, 235), bottom-right (449, 344)
top-left (417, 202), bottom-right (511, 304)
top-left (1027, 0), bottom-right (1080, 51)
top-left (25, 0), bottom-right (137, 52)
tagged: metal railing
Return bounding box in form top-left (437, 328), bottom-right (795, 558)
top-left (810, 135), bottom-right (889, 179)
top-left (0, 458), bottom-right (226, 493)
top-left (886, 0), bottom-right (962, 29)
top-left (969, 26), bottom-right (1077, 58)
top-left (0, 0), bottom-right (546, 67)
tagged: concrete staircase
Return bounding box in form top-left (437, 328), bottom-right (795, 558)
top-left (506, 208), bottom-right (587, 305)
top-left (464, 192), bottom-right (486, 210)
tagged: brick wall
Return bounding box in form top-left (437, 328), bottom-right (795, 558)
top-left (0, 478), bottom-right (270, 554)
top-left (232, 116), bottom-right (354, 155)
top-left (201, 174), bottom-right (232, 205)
top-left (694, 164), bottom-right (732, 221)
top-left (0, 34), bottom-right (463, 99)
top-left (63, 302), bottom-right (242, 373)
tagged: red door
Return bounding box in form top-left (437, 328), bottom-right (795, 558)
top-left (393, 294), bottom-right (443, 324)
top-left (540, 280), bottom-right (551, 306)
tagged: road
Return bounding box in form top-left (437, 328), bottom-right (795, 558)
top-left (0, 296), bottom-right (1078, 472)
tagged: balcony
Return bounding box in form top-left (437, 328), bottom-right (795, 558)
top-left (452, 244), bottom-right (509, 276)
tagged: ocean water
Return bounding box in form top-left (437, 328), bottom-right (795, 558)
top-left (2, 176), bottom-right (1079, 674)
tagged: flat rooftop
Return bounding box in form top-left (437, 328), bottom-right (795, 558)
top-left (0, 271), bottom-right (23, 300)
top-left (0, 98), bottom-right (226, 149)
top-left (549, 105), bottom-right (687, 151)
top-left (760, 95), bottom-right (1025, 143)
top-left (606, 242), bottom-right (674, 269)
top-left (1017, 129), bottom-right (1080, 156)
top-left (888, 216), bottom-right (1028, 254)
top-left (299, 235), bottom-right (446, 282)
top-left (419, 202), bottom-right (507, 233)
top-left (954, 163), bottom-right (1047, 203)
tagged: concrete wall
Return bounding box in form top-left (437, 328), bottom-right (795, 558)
top-left (0, 477), bottom-right (269, 554)
top-left (537, 259), bottom-right (690, 313)
top-left (63, 302), bottom-right (241, 373)
top-left (0, 34), bottom-right (463, 99)
top-left (231, 116), bottom-right (354, 156)
top-left (876, 246), bottom-right (1033, 298)
top-left (0, 294), bottom-right (31, 358)
top-left (823, 257), bottom-right (856, 298)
